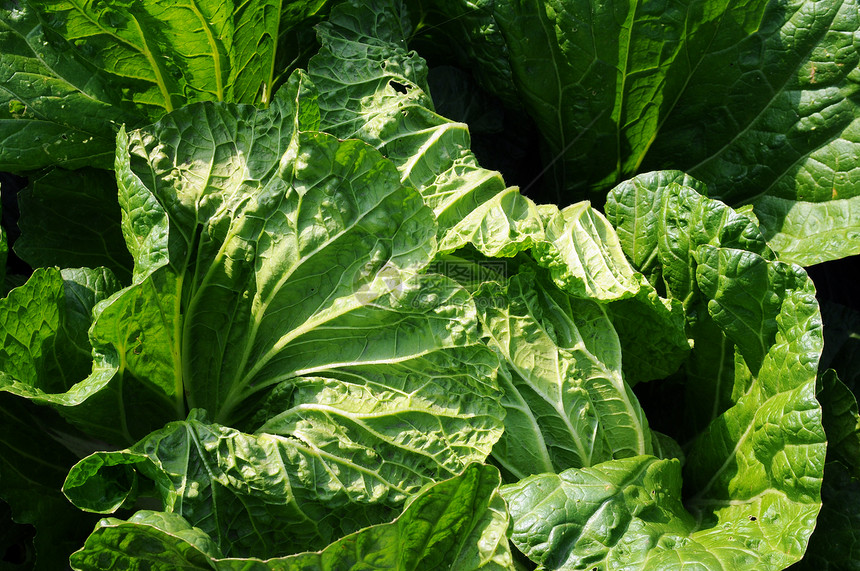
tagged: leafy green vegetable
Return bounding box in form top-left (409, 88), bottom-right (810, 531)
top-left (64, 410), bottom-right (501, 556)
top-left (15, 168), bottom-right (132, 281)
top-left (409, 0), bottom-right (860, 265)
top-left (0, 394), bottom-right (101, 568)
top-left (794, 304), bottom-right (860, 570)
top-left (0, 0), bottom-right (846, 569)
top-left (0, 0), bottom-right (333, 171)
top-left (478, 267), bottom-right (652, 478)
top-left (68, 464), bottom-right (514, 570)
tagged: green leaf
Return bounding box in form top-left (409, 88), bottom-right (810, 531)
top-left (113, 72), bottom-right (467, 425)
top-left (0, 0), bottom-right (136, 170)
top-left (69, 510), bottom-right (224, 570)
top-left (0, 0), bottom-right (328, 171)
top-left (249, 342), bottom-right (503, 485)
top-left (256, 464), bottom-right (514, 571)
top-left (505, 448), bottom-right (821, 569)
top-left (607, 172), bottom-right (773, 306)
top-left (502, 456), bottom-right (699, 569)
top-left (84, 266), bottom-right (186, 442)
top-left (65, 408), bottom-right (504, 558)
top-left (506, 379), bottom-right (823, 570)
top-left (64, 412), bottom-right (390, 556)
top-left (15, 167), bottom-right (133, 282)
top-left (489, 0), bottom-right (768, 198)
top-left (0, 393), bottom-right (102, 569)
top-left (0, 267), bottom-right (119, 395)
top-left (642, 0), bottom-right (860, 265)
top-left (607, 173), bottom-right (775, 435)
top-left (32, 0), bottom-right (231, 113)
top-left (753, 195), bottom-right (860, 266)
top-left (505, 171), bottom-right (827, 569)
top-left (225, 0), bottom-right (278, 104)
top-left (60, 73), bottom-right (506, 556)
top-left (30, 68), bottom-right (496, 452)
top-left (479, 268), bottom-right (652, 479)
top-left (308, 0), bottom-right (511, 239)
top-left (438, 186), bottom-right (546, 258)
top-left (0, 267), bottom-right (167, 445)
top-left (603, 170), bottom-right (709, 288)
top-left (791, 461), bottom-right (860, 571)
top-left (694, 245), bottom-right (807, 374)
top-left (817, 369), bottom-right (860, 477)
top-left (534, 202), bottom-right (641, 302)
top-left (682, 247), bottom-right (825, 568)
top-left (69, 465), bottom-right (514, 570)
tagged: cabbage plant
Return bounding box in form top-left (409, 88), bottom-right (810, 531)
top-left (0, 0), bottom-right (857, 569)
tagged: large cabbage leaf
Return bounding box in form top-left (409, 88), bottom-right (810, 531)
top-left (477, 267), bottom-right (652, 479)
top-left (407, 0), bottom-right (860, 266)
top-left (1, 71), bottom-right (504, 536)
top-left (63, 410), bottom-right (502, 557)
top-left (0, 0), bottom-right (332, 170)
top-left (307, 0), bottom-right (511, 241)
top-left (67, 464), bottom-right (514, 570)
top-left (500, 195), bottom-right (825, 569)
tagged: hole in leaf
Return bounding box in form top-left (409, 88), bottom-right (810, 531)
top-left (389, 80), bottom-right (409, 94)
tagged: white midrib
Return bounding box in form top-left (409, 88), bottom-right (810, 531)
top-left (217, 185), bottom-right (424, 419)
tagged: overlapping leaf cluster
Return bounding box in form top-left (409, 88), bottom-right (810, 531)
top-left (0, 0), bottom-right (855, 569)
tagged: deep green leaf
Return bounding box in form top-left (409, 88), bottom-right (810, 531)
top-left (682, 247), bottom-right (825, 568)
top-left (0, 267), bottom-right (119, 396)
top-left (407, 0), bottom-right (520, 110)
top-left (643, 0), bottom-right (860, 265)
top-left (604, 170), bottom-right (709, 289)
top-left (817, 369), bottom-right (860, 477)
top-left (418, 0), bottom-right (860, 263)
top-left (819, 300), bottom-right (860, 389)
top-left (0, 0), bottom-right (134, 170)
top-left (15, 168), bottom-right (133, 282)
top-left (791, 461), bottom-right (860, 570)
top-left (0, 0), bottom-right (331, 171)
top-left (490, 0), bottom-right (768, 198)
top-left (31, 0), bottom-right (233, 112)
top-left (0, 393), bottom-right (102, 569)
